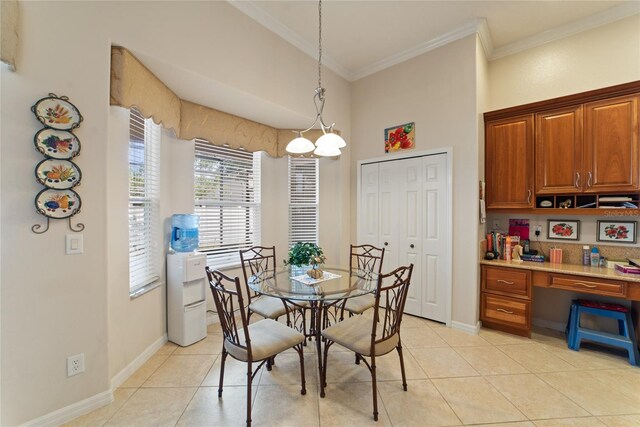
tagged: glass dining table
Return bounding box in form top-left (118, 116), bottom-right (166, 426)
top-left (247, 266), bottom-right (378, 397)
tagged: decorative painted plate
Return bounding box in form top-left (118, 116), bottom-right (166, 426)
top-left (35, 159), bottom-right (81, 189)
top-left (32, 94), bottom-right (83, 130)
top-left (34, 128), bottom-right (81, 159)
top-left (35, 189), bottom-right (81, 219)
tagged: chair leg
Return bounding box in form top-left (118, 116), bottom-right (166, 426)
top-left (246, 361), bottom-right (253, 427)
top-left (322, 340), bottom-right (332, 392)
top-left (218, 349), bottom-right (228, 398)
top-left (266, 357), bottom-right (272, 371)
top-left (355, 353), bottom-right (360, 365)
top-left (396, 343), bottom-right (408, 391)
top-left (295, 343), bottom-right (307, 395)
top-left (371, 354), bottom-right (379, 422)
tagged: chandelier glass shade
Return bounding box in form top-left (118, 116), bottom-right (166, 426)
top-left (286, 0), bottom-right (345, 157)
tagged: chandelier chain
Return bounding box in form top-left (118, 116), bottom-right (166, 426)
top-left (318, 0), bottom-right (322, 89)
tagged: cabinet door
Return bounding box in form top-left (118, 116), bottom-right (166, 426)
top-left (535, 106), bottom-right (583, 194)
top-left (584, 95), bottom-right (639, 192)
top-left (486, 114), bottom-right (534, 208)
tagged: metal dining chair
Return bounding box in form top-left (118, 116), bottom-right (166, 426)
top-left (239, 246), bottom-right (291, 323)
top-left (206, 267), bottom-right (306, 427)
top-left (321, 264), bottom-right (413, 421)
top-left (340, 244), bottom-right (385, 320)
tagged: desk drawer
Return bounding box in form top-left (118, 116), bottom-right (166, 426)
top-left (483, 266), bottom-right (531, 299)
top-left (549, 275), bottom-right (627, 298)
top-left (481, 293), bottom-right (530, 330)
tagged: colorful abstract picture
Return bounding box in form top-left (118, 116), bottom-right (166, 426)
top-left (384, 122), bottom-right (415, 153)
top-left (547, 219), bottom-right (580, 240)
top-left (597, 221), bottom-right (637, 244)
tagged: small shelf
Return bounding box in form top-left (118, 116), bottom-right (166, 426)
top-left (531, 193), bottom-right (639, 214)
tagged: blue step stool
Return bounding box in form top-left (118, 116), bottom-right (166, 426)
top-left (567, 299), bottom-right (639, 366)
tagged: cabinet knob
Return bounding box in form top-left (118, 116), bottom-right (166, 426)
top-left (410, 244), bottom-right (415, 249)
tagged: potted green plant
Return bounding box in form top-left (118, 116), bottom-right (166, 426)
top-left (284, 242), bottom-right (326, 278)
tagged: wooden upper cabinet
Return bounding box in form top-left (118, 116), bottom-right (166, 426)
top-left (535, 106), bottom-right (583, 194)
top-left (486, 114), bottom-right (534, 208)
top-left (584, 95), bottom-right (639, 193)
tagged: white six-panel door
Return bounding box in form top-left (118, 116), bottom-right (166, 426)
top-left (358, 153), bottom-right (449, 323)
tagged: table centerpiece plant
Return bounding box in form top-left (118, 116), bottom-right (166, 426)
top-left (284, 242), bottom-right (326, 279)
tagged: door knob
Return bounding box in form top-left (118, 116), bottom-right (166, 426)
top-left (384, 242), bottom-right (388, 246)
top-left (410, 244), bottom-right (415, 249)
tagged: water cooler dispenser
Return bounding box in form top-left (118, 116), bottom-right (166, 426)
top-left (167, 214), bottom-right (206, 346)
top-left (167, 252), bottom-right (207, 346)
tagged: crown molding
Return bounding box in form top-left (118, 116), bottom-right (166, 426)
top-left (230, 1), bottom-right (640, 82)
top-left (227, 0), bottom-right (352, 81)
top-left (488, 2), bottom-right (640, 60)
top-left (350, 20), bottom-right (481, 81)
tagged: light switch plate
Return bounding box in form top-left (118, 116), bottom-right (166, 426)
top-left (66, 234), bottom-right (83, 255)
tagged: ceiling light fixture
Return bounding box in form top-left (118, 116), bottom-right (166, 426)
top-left (286, 0), bottom-right (346, 156)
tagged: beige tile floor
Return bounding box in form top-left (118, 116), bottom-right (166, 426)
top-left (65, 315), bottom-right (640, 426)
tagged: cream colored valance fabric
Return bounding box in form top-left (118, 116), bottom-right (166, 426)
top-left (110, 46), bottom-right (339, 158)
top-left (110, 47), bottom-right (181, 133)
top-left (1, 0), bottom-right (19, 71)
top-left (180, 100), bottom-right (279, 157)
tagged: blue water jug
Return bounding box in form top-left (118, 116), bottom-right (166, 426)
top-left (171, 214), bottom-right (199, 252)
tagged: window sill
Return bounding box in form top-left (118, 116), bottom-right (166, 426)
top-left (130, 281), bottom-right (164, 299)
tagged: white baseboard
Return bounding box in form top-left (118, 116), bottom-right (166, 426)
top-left (22, 334), bottom-right (168, 427)
top-left (532, 317), bottom-right (566, 333)
top-left (451, 320), bottom-right (481, 335)
top-left (110, 333), bottom-right (167, 389)
top-left (21, 389), bottom-right (113, 427)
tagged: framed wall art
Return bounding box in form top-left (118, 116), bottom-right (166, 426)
top-left (547, 219), bottom-right (580, 240)
top-left (384, 122), bottom-right (414, 153)
top-left (597, 220), bottom-right (637, 244)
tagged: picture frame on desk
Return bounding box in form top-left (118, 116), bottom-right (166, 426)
top-left (547, 219), bottom-right (580, 240)
top-left (597, 220), bottom-right (637, 244)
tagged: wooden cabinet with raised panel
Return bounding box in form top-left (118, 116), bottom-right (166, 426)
top-left (486, 114), bottom-right (534, 208)
top-left (480, 265), bottom-right (532, 337)
top-left (535, 105), bottom-right (583, 194)
top-left (584, 95), bottom-right (639, 193)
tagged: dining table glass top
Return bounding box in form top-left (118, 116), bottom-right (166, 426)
top-left (247, 266), bottom-right (378, 302)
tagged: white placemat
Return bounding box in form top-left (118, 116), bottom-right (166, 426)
top-left (291, 271), bottom-right (341, 285)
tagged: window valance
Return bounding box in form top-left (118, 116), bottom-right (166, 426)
top-left (110, 46), bottom-right (332, 158)
top-left (1, 0), bottom-right (19, 71)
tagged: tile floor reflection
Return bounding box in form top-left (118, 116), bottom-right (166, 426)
top-left (64, 316), bottom-right (640, 426)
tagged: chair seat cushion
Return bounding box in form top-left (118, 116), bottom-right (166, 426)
top-left (225, 319), bottom-right (305, 362)
top-left (249, 296), bottom-right (289, 319)
top-left (343, 294), bottom-right (375, 314)
top-left (321, 315), bottom-right (399, 356)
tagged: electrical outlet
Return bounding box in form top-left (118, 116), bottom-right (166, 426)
top-left (535, 225), bottom-right (542, 236)
top-left (67, 353), bottom-right (85, 377)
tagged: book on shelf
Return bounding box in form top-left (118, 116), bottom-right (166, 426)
top-left (599, 196), bottom-right (633, 202)
top-left (521, 254), bottom-right (545, 262)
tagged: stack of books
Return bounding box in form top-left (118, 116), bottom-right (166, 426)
top-left (521, 254), bottom-right (545, 263)
top-left (614, 263), bottom-right (640, 275)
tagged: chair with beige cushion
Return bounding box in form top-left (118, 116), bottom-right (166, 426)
top-left (321, 264), bottom-right (413, 421)
top-left (206, 267), bottom-right (306, 427)
top-left (239, 246), bottom-right (290, 322)
top-left (340, 244), bottom-right (385, 320)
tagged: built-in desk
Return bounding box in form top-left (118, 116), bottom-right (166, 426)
top-left (479, 260), bottom-right (640, 343)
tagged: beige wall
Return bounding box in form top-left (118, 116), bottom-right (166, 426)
top-left (488, 14), bottom-right (640, 110)
top-left (351, 35), bottom-right (480, 329)
top-left (1, 1), bottom-right (350, 425)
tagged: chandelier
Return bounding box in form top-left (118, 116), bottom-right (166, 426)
top-left (286, 0), bottom-right (346, 157)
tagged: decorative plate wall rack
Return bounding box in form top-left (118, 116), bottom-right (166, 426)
top-left (31, 93), bottom-right (85, 234)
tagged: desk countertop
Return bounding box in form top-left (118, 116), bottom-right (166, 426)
top-left (480, 259), bottom-right (640, 284)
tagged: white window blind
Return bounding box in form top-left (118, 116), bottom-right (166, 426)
top-left (194, 140), bottom-right (261, 268)
top-left (129, 109), bottom-right (161, 291)
top-left (288, 156), bottom-right (319, 247)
